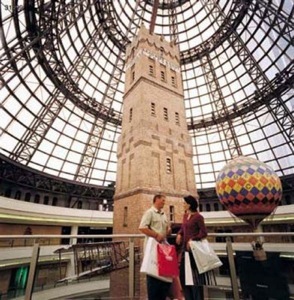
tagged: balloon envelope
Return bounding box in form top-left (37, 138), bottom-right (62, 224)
top-left (215, 156), bottom-right (282, 228)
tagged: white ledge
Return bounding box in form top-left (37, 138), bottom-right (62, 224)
top-left (0, 196), bottom-right (112, 226)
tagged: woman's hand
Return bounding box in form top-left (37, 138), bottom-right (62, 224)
top-left (186, 239), bottom-right (192, 251)
top-left (176, 234), bottom-right (182, 245)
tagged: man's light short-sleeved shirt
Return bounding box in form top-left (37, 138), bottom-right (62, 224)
top-left (139, 206), bottom-right (169, 236)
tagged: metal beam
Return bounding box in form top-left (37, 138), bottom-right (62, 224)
top-left (150, 0), bottom-right (159, 34)
top-left (25, 243), bottom-right (40, 300)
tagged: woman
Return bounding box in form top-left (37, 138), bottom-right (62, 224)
top-left (176, 195), bottom-right (208, 300)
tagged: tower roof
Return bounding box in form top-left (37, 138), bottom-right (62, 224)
top-left (126, 23), bottom-right (179, 61)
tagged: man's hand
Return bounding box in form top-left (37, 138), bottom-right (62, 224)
top-left (155, 233), bottom-right (165, 243)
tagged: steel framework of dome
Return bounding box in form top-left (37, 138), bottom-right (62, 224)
top-left (0, 0), bottom-right (293, 191)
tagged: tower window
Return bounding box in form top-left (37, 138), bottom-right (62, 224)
top-left (171, 70), bottom-right (177, 86)
top-left (123, 206), bottom-right (128, 227)
top-left (166, 157), bottom-right (172, 173)
top-left (149, 65), bottom-right (154, 75)
top-left (129, 108), bottom-right (133, 122)
top-left (175, 112), bottom-right (180, 125)
top-left (160, 64), bottom-right (166, 82)
top-left (164, 107), bottom-right (168, 121)
top-left (131, 65), bottom-right (135, 82)
top-left (151, 102), bottom-right (156, 116)
top-left (171, 76), bottom-right (177, 86)
top-left (149, 58), bottom-right (155, 76)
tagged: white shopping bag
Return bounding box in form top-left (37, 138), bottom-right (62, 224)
top-left (189, 239), bottom-right (223, 274)
top-left (140, 237), bottom-right (173, 282)
top-left (184, 251), bottom-right (194, 285)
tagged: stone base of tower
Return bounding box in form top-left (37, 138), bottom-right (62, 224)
top-left (110, 190), bottom-right (187, 299)
top-left (109, 250), bottom-right (147, 299)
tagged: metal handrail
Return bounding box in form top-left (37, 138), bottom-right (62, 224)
top-left (0, 232), bottom-right (294, 239)
top-left (0, 233), bottom-right (293, 300)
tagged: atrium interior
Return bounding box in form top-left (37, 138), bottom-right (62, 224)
top-left (0, 0), bottom-right (293, 299)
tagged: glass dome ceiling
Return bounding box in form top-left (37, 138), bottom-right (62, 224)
top-left (0, 0), bottom-right (293, 189)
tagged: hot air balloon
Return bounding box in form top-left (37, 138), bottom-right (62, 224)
top-left (215, 156), bottom-right (282, 230)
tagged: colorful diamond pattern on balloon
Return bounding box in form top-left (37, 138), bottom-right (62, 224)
top-left (215, 156), bottom-right (282, 227)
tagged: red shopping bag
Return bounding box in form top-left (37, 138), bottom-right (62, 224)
top-left (157, 243), bottom-right (179, 277)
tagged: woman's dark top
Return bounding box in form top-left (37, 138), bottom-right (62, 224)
top-left (178, 212), bottom-right (207, 251)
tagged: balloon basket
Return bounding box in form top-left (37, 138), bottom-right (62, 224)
top-left (253, 249), bottom-right (267, 261)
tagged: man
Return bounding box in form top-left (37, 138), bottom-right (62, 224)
top-left (139, 194), bottom-right (172, 300)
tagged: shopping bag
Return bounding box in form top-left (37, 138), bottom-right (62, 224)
top-left (140, 237), bottom-right (173, 282)
top-left (189, 239), bottom-right (223, 274)
top-left (157, 243), bottom-right (179, 277)
top-left (184, 251), bottom-right (194, 285)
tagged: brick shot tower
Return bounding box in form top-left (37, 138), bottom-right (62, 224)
top-left (113, 24), bottom-right (197, 236)
top-left (110, 24), bottom-right (198, 299)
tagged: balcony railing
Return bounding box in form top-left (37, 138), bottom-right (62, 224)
top-left (0, 232), bottom-right (293, 300)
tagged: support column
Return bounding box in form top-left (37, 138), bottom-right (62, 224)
top-left (66, 225), bottom-right (78, 277)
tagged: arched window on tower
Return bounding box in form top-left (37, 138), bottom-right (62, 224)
top-left (206, 203), bottom-right (211, 212)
